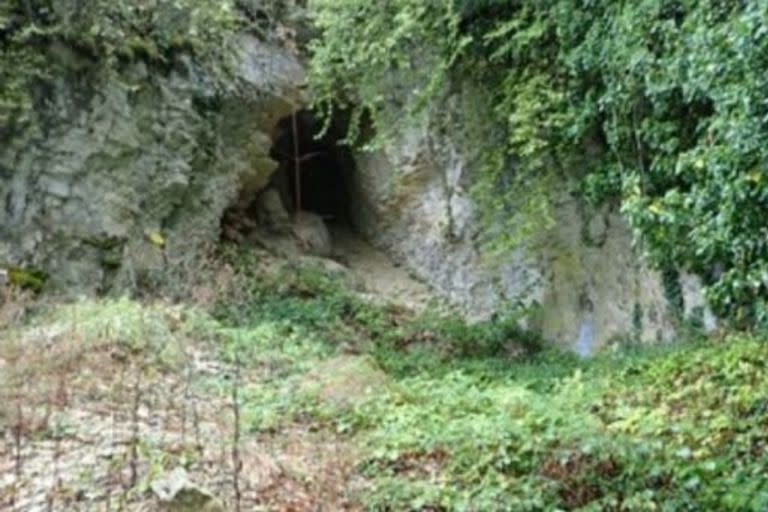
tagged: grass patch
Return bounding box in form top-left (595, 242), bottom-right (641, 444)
top-left (214, 246), bottom-right (541, 370)
top-left (236, 334), bottom-right (768, 510)
top-left (6, 249), bottom-right (765, 510)
top-left (342, 337), bottom-right (768, 510)
top-left (0, 297), bottom-right (222, 429)
top-left (210, 249), bottom-right (768, 510)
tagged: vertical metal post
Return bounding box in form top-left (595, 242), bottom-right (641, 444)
top-left (292, 111), bottom-right (301, 213)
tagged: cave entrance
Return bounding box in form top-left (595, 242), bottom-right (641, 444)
top-left (269, 109), bottom-right (356, 226)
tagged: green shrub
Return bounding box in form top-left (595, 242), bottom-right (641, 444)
top-left (221, 271), bottom-right (768, 511)
top-left (215, 247), bottom-right (541, 371)
top-left (46, 298), bottom-right (216, 367)
top-left (206, 250), bottom-right (768, 509)
top-left (340, 336), bottom-right (768, 510)
top-left (6, 266), bottom-right (47, 293)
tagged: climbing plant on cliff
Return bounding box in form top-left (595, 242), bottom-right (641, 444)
top-left (0, 0), bottom-right (239, 133)
top-left (308, 1), bottom-right (468, 143)
top-left (307, 0), bottom-right (768, 326)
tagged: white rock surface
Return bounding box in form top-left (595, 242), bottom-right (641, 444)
top-left (347, 102), bottom-right (711, 350)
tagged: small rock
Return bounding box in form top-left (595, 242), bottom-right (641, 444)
top-left (150, 467), bottom-right (224, 512)
top-left (42, 176), bottom-right (71, 198)
top-left (292, 211), bottom-right (332, 257)
top-left (222, 225), bottom-right (244, 243)
top-left (300, 255), bottom-right (348, 275)
top-left (239, 216), bottom-right (259, 230)
top-left (586, 208), bottom-right (609, 246)
top-left (256, 187), bottom-right (291, 233)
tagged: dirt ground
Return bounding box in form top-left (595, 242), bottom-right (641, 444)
top-left (0, 313), bottom-right (360, 511)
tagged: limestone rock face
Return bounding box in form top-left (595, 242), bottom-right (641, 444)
top-left (0, 35), bottom-right (304, 294)
top-left (347, 106), bottom-right (711, 351)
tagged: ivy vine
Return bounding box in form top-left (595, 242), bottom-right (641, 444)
top-left (307, 0), bottom-right (768, 326)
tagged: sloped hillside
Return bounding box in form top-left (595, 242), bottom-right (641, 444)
top-left (2, 248), bottom-right (766, 510)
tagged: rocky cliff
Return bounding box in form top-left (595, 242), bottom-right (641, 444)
top-left (0, 35), bottom-right (303, 294)
top-left (0, 25), bottom-right (711, 350)
top-left (346, 101), bottom-right (713, 351)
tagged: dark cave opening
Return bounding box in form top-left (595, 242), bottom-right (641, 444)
top-left (269, 109), bottom-right (356, 226)
top-left (220, 109), bottom-right (360, 248)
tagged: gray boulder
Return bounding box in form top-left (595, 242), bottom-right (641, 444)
top-left (292, 211), bottom-right (332, 257)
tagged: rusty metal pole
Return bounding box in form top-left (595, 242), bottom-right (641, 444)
top-left (292, 110), bottom-right (301, 213)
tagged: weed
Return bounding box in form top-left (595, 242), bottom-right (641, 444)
top-left (5, 249), bottom-right (766, 510)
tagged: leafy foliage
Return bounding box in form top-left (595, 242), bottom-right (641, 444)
top-left (211, 252), bottom-right (768, 509)
top-left (308, 1), bottom-right (467, 144)
top-left (307, 0), bottom-right (768, 325)
top-left (346, 336), bottom-right (768, 510)
top-left (213, 245), bottom-right (538, 365)
top-left (1, 298), bottom-right (218, 374)
top-left (6, 252), bottom-right (765, 510)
